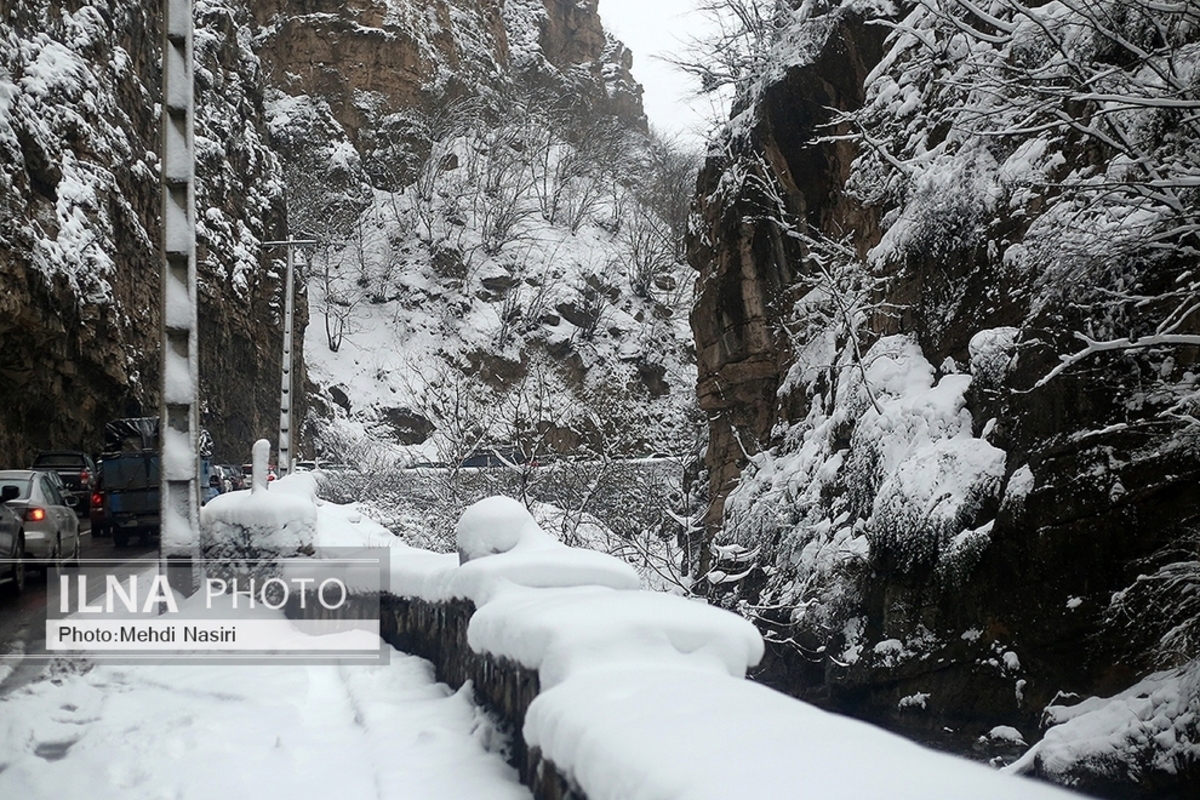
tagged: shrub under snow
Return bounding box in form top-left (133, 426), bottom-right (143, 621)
top-left (721, 334), bottom-right (1007, 637)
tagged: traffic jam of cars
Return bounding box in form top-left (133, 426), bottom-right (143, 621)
top-left (0, 442), bottom-right (251, 597)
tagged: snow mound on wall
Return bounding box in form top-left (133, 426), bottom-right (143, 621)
top-left (200, 473), bottom-right (318, 555)
top-left (396, 495), bottom-right (640, 604)
top-left (456, 495), bottom-right (551, 561)
top-left (468, 584), bottom-right (765, 688)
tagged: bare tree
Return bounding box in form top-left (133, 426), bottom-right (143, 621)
top-left (318, 270), bottom-right (360, 353)
top-left (621, 210), bottom-right (676, 299)
top-left (468, 118), bottom-right (538, 255)
top-left (397, 360), bottom-right (503, 507)
top-left (1106, 530), bottom-right (1200, 668)
top-left (637, 132), bottom-right (703, 260)
top-left (403, 97), bottom-right (485, 241)
top-left (669, 0), bottom-right (815, 95)
top-left (495, 287), bottom-right (524, 349)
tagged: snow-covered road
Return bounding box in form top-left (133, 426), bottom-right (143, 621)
top-left (0, 475), bottom-right (530, 799)
top-left (0, 651), bottom-right (530, 799)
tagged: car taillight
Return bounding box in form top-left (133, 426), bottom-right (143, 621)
top-left (91, 492), bottom-right (103, 508)
top-left (80, 469), bottom-right (91, 484)
top-left (25, 507), bottom-right (46, 522)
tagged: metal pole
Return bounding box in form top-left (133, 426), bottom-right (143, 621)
top-left (160, 0), bottom-right (199, 596)
top-left (263, 239), bottom-right (317, 478)
top-left (279, 245), bottom-right (294, 477)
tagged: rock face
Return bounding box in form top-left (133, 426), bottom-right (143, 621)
top-left (689, 9), bottom-right (887, 570)
top-left (0, 0), bottom-right (297, 465)
top-left (689, 2), bottom-right (1200, 794)
top-left (251, 0), bottom-right (644, 145)
top-left (250, 0), bottom-right (508, 141)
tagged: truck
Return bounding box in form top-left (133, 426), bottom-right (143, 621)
top-left (96, 417), bottom-right (160, 548)
top-left (95, 418), bottom-right (219, 546)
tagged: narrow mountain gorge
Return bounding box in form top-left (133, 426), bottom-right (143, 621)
top-left (247, 0), bottom-right (701, 475)
top-left (1, 0), bottom-right (1197, 797)
top-left (690, 1), bottom-right (1199, 795)
top-left (0, 0), bottom-right (677, 468)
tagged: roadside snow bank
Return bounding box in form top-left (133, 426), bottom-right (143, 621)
top-left (0, 491), bottom-right (536, 800)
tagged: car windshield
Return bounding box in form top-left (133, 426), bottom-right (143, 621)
top-left (0, 477), bottom-right (32, 500)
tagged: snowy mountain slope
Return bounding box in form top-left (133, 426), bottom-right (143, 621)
top-left (286, 113), bottom-right (700, 467)
top-left (251, 0), bottom-right (699, 470)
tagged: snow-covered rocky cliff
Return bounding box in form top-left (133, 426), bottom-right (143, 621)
top-left (688, 1), bottom-right (1199, 795)
top-left (1, 0), bottom-right (295, 462)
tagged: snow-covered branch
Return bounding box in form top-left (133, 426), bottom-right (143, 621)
top-left (1034, 332), bottom-right (1200, 389)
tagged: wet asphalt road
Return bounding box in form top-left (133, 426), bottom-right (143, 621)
top-left (0, 523), bottom-right (158, 695)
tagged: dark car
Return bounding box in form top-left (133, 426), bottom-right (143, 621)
top-left (0, 485), bottom-right (25, 596)
top-left (31, 450), bottom-right (97, 518)
top-left (98, 449), bottom-right (160, 547)
top-left (97, 418), bottom-right (161, 548)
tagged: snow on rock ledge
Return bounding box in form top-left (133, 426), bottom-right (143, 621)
top-left (1006, 659), bottom-right (1200, 792)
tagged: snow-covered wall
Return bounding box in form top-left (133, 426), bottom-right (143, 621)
top-left (303, 496), bottom-right (1080, 800)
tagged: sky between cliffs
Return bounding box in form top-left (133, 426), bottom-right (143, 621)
top-left (598, 0), bottom-right (725, 146)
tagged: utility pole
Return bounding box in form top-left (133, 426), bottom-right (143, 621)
top-left (160, 0), bottom-right (199, 595)
top-left (263, 239), bottom-right (316, 478)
